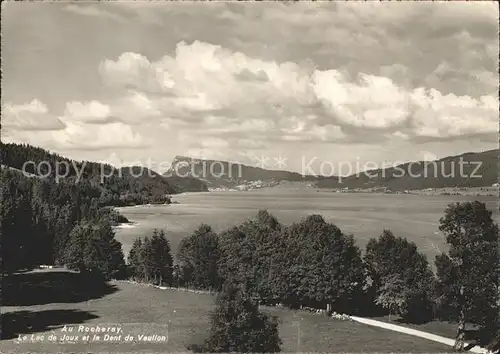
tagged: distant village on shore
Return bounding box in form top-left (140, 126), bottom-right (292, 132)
top-left (208, 180), bottom-right (498, 197)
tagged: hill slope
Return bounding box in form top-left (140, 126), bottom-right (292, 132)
top-left (316, 149), bottom-right (498, 191)
top-left (164, 155), bottom-right (321, 190)
top-left (0, 143), bottom-right (208, 202)
top-left (164, 150), bottom-right (498, 191)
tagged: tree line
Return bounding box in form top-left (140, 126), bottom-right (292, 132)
top-left (125, 204), bottom-right (499, 352)
top-left (0, 167), bottom-right (128, 275)
top-left (1, 143), bottom-right (174, 206)
top-left (1, 142), bottom-right (209, 206)
top-left (0, 141), bottom-right (207, 275)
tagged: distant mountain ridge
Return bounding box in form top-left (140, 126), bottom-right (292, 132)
top-left (2, 144), bottom-right (496, 193)
top-left (164, 155), bottom-right (321, 190)
top-left (316, 149), bottom-right (498, 191)
top-left (164, 150), bottom-right (498, 191)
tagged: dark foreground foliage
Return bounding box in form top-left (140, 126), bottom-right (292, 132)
top-left (188, 282), bottom-right (281, 353)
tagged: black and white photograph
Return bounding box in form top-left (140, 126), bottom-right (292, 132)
top-left (1, 1), bottom-right (499, 353)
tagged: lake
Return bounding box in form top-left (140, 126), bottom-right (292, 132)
top-left (114, 189), bottom-right (498, 262)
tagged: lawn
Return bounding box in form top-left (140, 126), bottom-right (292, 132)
top-left (261, 306), bottom-right (454, 353)
top-left (372, 315), bottom-right (496, 348)
top-left (1, 272), bottom-right (454, 353)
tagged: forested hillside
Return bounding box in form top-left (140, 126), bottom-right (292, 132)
top-left (1, 143), bottom-right (208, 205)
top-left (316, 149), bottom-right (498, 191)
top-left (1, 166), bottom-right (125, 272)
top-left (0, 142), bottom-right (205, 274)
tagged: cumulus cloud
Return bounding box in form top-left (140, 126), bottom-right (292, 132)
top-left (107, 92), bottom-right (162, 125)
top-left (313, 71), bottom-right (410, 129)
top-left (98, 40), bottom-right (498, 148)
top-left (64, 100), bottom-right (118, 124)
top-left (99, 41), bottom-right (344, 144)
top-left (51, 121), bottom-right (145, 150)
top-left (6, 121), bottom-right (146, 151)
top-left (4, 99), bottom-right (146, 150)
top-left (100, 52), bottom-right (174, 94)
top-left (2, 99), bottom-right (65, 131)
top-left (6, 38), bottom-right (497, 156)
top-left (408, 89), bottom-right (497, 139)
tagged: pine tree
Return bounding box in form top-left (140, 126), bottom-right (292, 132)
top-left (141, 236), bottom-right (154, 283)
top-left (137, 230), bottom-right (174, 285)
top-left (128, 238), bottom-right (144, 281)
top-left (150, 229), bottom-right (173, 286)
top-left (62, 222), bottom-right (87, 271)
top-left (63, 220), bottom-right (125, 280)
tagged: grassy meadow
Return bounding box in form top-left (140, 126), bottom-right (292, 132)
top-left (1, 274), bottom-right (453, 353)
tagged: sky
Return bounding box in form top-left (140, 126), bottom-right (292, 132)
top-left (2, 2), bottom-right (499, 175)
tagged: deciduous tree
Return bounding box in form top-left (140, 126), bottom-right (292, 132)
top-left (177, 224), bottom-right (221, 290)
top-left (435, 202), bottom-right (500, 351)
top-left (365, 229), bottom-right (435, 322)
top-left (275, 215), bottom-right (365, 311)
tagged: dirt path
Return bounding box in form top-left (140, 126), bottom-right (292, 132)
top-left (350, 316), bottom-right (490, 354)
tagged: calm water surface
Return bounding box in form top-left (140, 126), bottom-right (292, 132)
top-left (115, 190), bottom-right (498, 261)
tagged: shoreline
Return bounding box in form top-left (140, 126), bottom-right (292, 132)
top-left (195, 186), bottom-right (497, 197)
top-left (113, 222), bottom-right (140, 229)
top-left (114, 187), bottom-right (498, 209)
